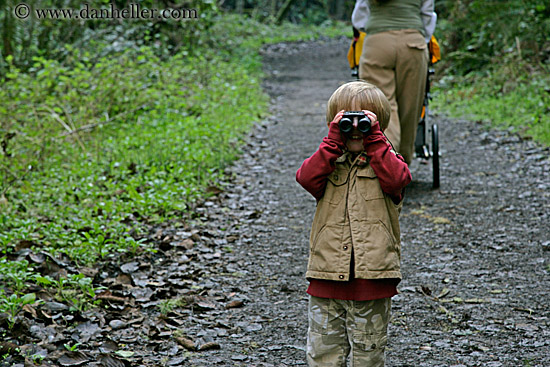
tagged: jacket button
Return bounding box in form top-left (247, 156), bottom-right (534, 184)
top-left (343, 246), bottom-right (348, 250)
top-left (339, 275), bottom-right (344, 279)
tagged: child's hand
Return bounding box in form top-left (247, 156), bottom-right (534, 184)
top-left (362, 110), bottom-right (378, 129)
top-left (328, 110), bottom-right (346, 147)
top-left (362, 110), bottom-right (382, 146)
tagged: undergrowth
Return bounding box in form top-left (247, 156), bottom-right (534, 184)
top-left (0, 15), bottom-right (349, 313)
top-left (432, 61), bottom-right (550, 146)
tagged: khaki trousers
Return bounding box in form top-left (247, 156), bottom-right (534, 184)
top-left (359, 29), bottom-right (428, 164)
top-left (307, 296), bottom-right (391, 367)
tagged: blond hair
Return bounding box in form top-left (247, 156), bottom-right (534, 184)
top-left (326, 81), bottom-right (391, 130)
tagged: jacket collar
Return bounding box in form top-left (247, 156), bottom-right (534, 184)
top-left (336, 151), bottom-right (370, 166)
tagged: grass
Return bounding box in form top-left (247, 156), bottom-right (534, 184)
top-left (432, 61), bottom-right (550, 145)
top-left (1, 48), bottom-right (265, 264)
top-left (0, 14), bottom-right (349, 319)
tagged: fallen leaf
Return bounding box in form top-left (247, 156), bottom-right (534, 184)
top-left (96, 291), bottom-right (127, 304)
top-left (114, 350), bottom-right (134, 358)
top-left (206, 185), bottom-right (224, 195)
top-left (114, 273), bottom-right (133, 286)
top-left (120, 262), bottom-right (139, 274)
top-left (420, 285), bottom-right (432, 296)
top-left (175, 336), bottom-right (196, 351)
top-left (225, 300), bottom-right (244, 309)
top-left (98, 353), bottom-right (126, 367)
top-left (431, 216), bottom-right (451, 224)
top-left (22, 304), bottom-right (37, 318)
top-left (198, 341), bottom-right (221, 351)
top-left (436, 288), bottom-right (450, 299)
top-left (0, 341), bottom-right (18, 354)
top-left (58, 351), bottom-right (91, 366)
top-left (176, 238), bottom-right (194, 250)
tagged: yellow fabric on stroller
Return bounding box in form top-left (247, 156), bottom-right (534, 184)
top-left (347, 31), bottom-right (366, 70)
top-left (347, 32), bottom-right (441, 71)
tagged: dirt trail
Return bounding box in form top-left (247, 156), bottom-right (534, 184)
top-left (187, 37), bottom-right (550, 366)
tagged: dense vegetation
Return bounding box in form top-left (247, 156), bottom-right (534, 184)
top-left (432, 0), bottom-right (550, 144)
top-left (0, 0), bottom-right (348, 324)
top-left (0, 0), bottom-right (548, 344)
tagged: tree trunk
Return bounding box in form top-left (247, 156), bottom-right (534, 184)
top-left (271, 0), bottom-right (277, 18)
top-left (236, 0), bottom-right (245, 14)
top-left (335, 0), bottom-right (344, 21)
top-left (275, 0), bottom-right (297, 24)
top-left (1, 4), bottom-right (14, 60)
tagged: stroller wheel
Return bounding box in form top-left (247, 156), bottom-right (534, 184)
top-left (432, 123), bottom-right (440, 189)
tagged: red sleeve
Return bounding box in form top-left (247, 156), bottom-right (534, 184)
top-left (296, 127), bottom-right (345, 201)
top-left (364, 123), bottom-right (412, 202)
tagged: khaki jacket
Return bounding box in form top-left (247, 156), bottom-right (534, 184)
top-left (306, 153), bottom-right (402, 281)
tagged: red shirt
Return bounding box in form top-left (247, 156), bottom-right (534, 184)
top-left (307, 278), bottom-right (399, 301)
top-left (296, 121), bottom-right (411, 301)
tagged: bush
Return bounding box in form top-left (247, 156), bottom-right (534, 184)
top-left (0, 14), bottom-right (349, 321)
top-left (436, 0), bottom-right (550, 75)
top-left (1, 41), bottom-right (268, 263)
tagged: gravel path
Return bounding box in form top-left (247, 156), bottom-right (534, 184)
top-left (188, 37), bottom-right (550, 366)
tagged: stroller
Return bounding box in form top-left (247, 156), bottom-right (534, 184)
top-left (348, 30), bottom-right (441, 188)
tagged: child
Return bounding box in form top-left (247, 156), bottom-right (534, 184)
top-left (296, 81), bottom-right (411, 366)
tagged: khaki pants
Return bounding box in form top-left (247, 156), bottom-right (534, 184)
top-left (359, 29), bottom-right (428, 164)
top-left (307, 296), bottom-right (391, 367)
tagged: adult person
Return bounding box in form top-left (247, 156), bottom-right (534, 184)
top-left (352, 0), bottom-right (437, 165)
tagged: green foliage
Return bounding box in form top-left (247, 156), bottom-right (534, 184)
top-left (0, 259), bottom-right (38, 294)
top-left (36, 273), bottom-right (101, 312)
top-left (220, 0), bottom-right (356, 23)
top-left (0, 11), bottom-right (349, 315)
top-left (433, 62), bottom-right (550, 145)
top-left (436, 0), bottom-right (550, 75)
top-left (210, 13), bottom-right (349, 49)
top-left (0, 257), bottom-right (99, 314)
top-left (0, 290), bottom-right (37, 329)
top-left (158, 297), bottom-right (187, 315)
top-left (0, 1), bottom-right (220, 76)
top-left (433, 0), bottom-right (550, 145)
top-left (1, 42), bottom-right (267, 263)
top-left (64, 342), bottom-right (81, 352)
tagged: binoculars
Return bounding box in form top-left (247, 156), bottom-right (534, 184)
top-left (339, 111), bottom-right (372, 134)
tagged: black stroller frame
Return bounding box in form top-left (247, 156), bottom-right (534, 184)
top-left (414, 62), bottom-right (440, 188)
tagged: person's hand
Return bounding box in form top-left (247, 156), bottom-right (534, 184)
top-left (362, 110), bottom-right (382, 146)
top-left (362, 110), bottom-right (378, 129)
top-left (328, 109), bottom-right (346, 147)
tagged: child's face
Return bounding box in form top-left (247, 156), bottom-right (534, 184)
top-left (345, 119), bottom-right (364, 154)
top-left (344, 102), bottom-right (368, 154)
